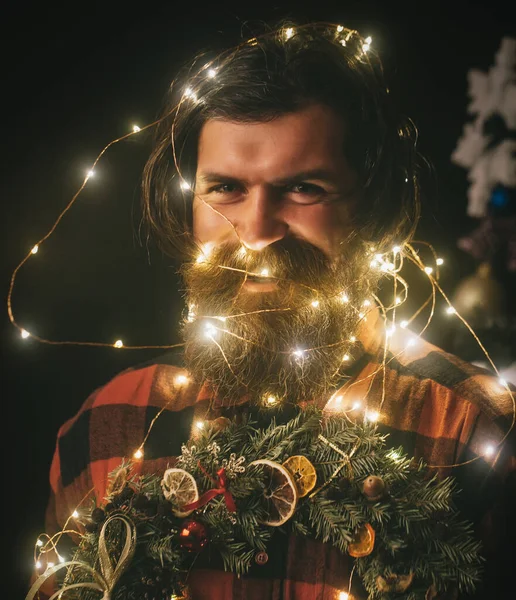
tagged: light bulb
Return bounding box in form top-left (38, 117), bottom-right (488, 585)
top-left (21, 329), bottom-right (30, 339)
top-left (207, 68), bottom-right (217, 78)
top-left (133, 448), bottom-right (143, 459)
top-left (424, 266), bottom-right (433, 275)
top-left (436, 258), bottom-right (444, 265)
top-left (132, 125), bottom-right (141, 132)
top-left (175, 374), bottom-right (189, 385)
top-left (31, 245), bottom-right (39, 254)
top-left (113, 340), bottom-right (124, 348)
top-left (196, 421), bottom-right (204, 430)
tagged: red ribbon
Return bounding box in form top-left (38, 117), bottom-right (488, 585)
top-left (182, 465), bottom-right (236, 513)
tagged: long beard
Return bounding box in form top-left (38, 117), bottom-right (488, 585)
top-left (179, 236), bottom-right (379, 407)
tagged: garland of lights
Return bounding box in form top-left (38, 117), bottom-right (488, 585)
top-left (27, 407), bottom-right (483, 600)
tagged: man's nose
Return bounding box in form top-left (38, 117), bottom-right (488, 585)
top-left (235, 187), bottom-right (288, 251)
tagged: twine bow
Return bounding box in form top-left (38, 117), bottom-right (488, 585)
top-left (183, 464), bottom-right (236, 512)
top-left (25, 514), bottom-right (136, 600)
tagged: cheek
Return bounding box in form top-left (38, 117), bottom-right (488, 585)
top-left (192, 199), bottom-right (232, 243)
top-left (294, 206), bottom-right (352, 256)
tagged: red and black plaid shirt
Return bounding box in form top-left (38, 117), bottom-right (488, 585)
top-left (41, 323), bottom-right (515, 599)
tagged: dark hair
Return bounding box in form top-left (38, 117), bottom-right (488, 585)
top-left (141, 21), bottom-right (422, 260)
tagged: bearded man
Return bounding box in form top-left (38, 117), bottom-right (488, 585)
top-left (39, 22), bottom-right (514, 599)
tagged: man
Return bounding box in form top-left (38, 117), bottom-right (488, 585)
top-left (39, 22), bottom-right (514, 599)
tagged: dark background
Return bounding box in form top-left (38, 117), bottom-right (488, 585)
top-left (2, 1), bottom-right (514, 596)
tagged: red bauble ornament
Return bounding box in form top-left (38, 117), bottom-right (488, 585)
top-left (179, 519), bottom-right (209, 552)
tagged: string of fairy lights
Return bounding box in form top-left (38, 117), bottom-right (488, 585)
top-left (15, 24), bottom-right (514, 599)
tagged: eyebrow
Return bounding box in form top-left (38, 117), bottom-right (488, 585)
top-left (196, 169), bottom-right (341, 186)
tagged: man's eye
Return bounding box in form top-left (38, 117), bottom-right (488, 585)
top-left (209, 183), bottom-right (239, 194)
top-left (287, 183), bottom-right (327, 202)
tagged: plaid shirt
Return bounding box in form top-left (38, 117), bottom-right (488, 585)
top-left (41, 322), bottom-right (515, 599)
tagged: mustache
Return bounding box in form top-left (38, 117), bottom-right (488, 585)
top-left (182, 236), bottom-right (339, 289)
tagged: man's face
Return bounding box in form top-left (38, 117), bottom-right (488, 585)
top-left (180, 104), bottom-right (377, 406)
top-left (192, 103), bottom-right (358, 265)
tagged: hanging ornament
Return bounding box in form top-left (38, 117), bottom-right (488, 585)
top-left (282, 455), bottom-right (317, 497)
top-left (376, 571), bottom-right (414, 592)
top-left (362, 475), bottom-right (386, 501)
top-left (179, 519), bottom-right (209, 552)
top-left (348, 523), bottom-right (375, 557)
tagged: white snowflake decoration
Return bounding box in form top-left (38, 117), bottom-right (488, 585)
top-left (452, 37), bottom-right (516, 217)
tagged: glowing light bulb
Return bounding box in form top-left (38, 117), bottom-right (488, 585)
top-left (184, 87), bottom-right (197, 100)
top-left (351, 401), bottom-right (362, 411)
top-left (47, 562), bottom-right (55, 569)
top-left (86, 169), bottom-right (95, 179)
top-left (436, 257), bottom-right (444, 265)
top-left (31, 245), bottom-right (39, 254)
top-left (340, 39), bottom-right (347, 47)
top-left (285, 27), bottom-right (294, 40)
top-left (388, 450), bottom-right (400, 461)
top-left (21, 329), bottom-right (30, 339)
top-left (406, 338), bottom-right (416, 348)
top-left (132, 125), bottom-right (141, 132)
top-left (175, 374), bottom-right (189, 385)
top-left (400, 320), bottom-right (408, 329)
top-left (72, 510), bottom-right (79, 519)
top-left (35, 561), bottom-right (42, 569)
top-left (369, 259), bottom-right (379, 268)
top-left (113, 340), bottom-right (124, 348)
top-left (36, 539), bottom-right (43, 547)
top-left (337, 25), bottom-right (344, 32)
top-left (362, 43), bottom-right (370, 52)
top-left (180, 180), bottom-right (191, 190)
top-left (392, 245), bottom-right (401, 254)
top-left (311, 300), bottom-right (320, 308)
top-left (365, 36), bottom-right (372, 44)
top-left (446, 306), bottom-right (456, 315)
top-left (333, 395), bottom-right (343, 404)
top-left (349, 335), bottom-right (356, 342)
top-left (385, 325), bottom-right (396, 337)
top-left (405, 177), bottom-right (409, 182)
top-left (238, 246), bottom-right (247, 258)
top-left (196, 420), bottom-right (204, 430)
top-left (424, 266), bottom-right (433, 275)
top-left (196, 243), bottom-right (213, 264)
top-left (342, 354), bottom-right (350, 361)
top-left (363, 299), bottom-right (371, 307)
top-left (339, 591), bottom-right (349, 600)
top-left (260, 268), bottom-right (269, 277)
top-left (340, 292), bottom-right (349, 303)
top-left (204, 321), bottom-right (218, 339)
top-left (266, 395), bottom-right (278, 406)
top-left (483, 444), bottom-right (495, 457)
top-left (207, 68), bottom-right (217, 78)
top-left (365, 410), bottom-right (379, 423)
top-left (58, 554), bottom-right (65, 563)
top-left (358, 312), bottom-right (365, 319)
top-left (395, 297), bottom-right (402, 305)
top-left (133, 448), bottom-right (143, 459)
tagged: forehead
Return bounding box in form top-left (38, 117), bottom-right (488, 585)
top-left (196, 104), bottom-right (347, 177)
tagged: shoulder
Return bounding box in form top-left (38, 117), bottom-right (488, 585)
top-left (386, 329), bottom-right (513, 422)
top-left (56, 350), bottom-right (198, 440)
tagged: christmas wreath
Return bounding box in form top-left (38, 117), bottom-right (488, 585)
top-left (28, 406), bottom-right (483, 599)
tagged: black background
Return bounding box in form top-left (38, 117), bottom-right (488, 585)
top-left (2, 1), bottom-right (514, 596)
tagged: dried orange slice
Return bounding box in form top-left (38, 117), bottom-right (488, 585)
top-left (348, 522), bottom-right (375, 557)
top-left (282, 455), bottom-right (317, 497)
top-left (250, 459), bottom-right (298, 526)
top-left (161, 468), bottom-right (199, 517)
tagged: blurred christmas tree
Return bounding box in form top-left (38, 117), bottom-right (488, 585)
top-left (448, 36), bottom-right (516, 383)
